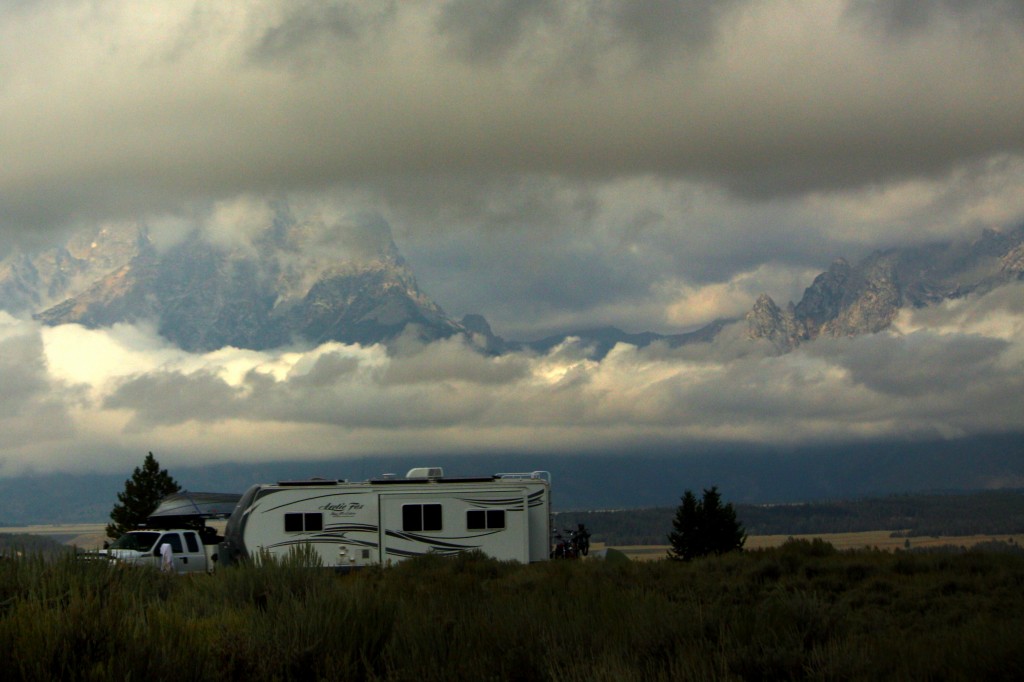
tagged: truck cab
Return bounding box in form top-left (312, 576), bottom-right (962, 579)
top-left (98, 491), bottom-right (241, 573)
top-left (106, 529), bottom-right (211, 574)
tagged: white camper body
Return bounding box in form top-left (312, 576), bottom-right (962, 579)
top-left (219, 470), bottom-right (551, 568)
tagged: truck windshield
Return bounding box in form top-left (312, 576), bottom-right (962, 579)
top-left (109, 532), bottom-right (160, 552)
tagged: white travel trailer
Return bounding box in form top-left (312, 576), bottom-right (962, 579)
top-left (219, 468), bottom-right (551, 568)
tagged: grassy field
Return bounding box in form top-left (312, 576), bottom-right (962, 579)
top-left (0, 541), bottom-right (1022, 680)
top-left (609, 531), bottom-right (1024, 560)
top-left (6, 524), bottom-right (1022, 561)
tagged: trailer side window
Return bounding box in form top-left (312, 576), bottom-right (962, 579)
top-left (284, 512), bottom-right (324, 532)
top-left (467, 509), bottom-right (506, 530)
top-left (305, 513), bottom-right (323, 531)
top-left (402, 504), bottom-right (442, 532)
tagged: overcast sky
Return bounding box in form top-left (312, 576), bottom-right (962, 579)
top-left (1, 0), bottom-right (1023, 478)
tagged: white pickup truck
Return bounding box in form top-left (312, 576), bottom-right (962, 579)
top-left (97, 491), bottom-right (241, 574)
top-left (103, 528), bottom-right (216, 574)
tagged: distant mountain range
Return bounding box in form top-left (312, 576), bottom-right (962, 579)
top-left (2, 434), bottom-right (1022, 525)
top-left (2, 218), bottom-right (1022, 355)
top-left (18, 218), bottom-right (463, 352)
top-left (746, 226), bottom-right (1024, 350)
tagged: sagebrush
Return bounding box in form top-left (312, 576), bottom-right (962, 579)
top-left (0, 543), bottom-right (1022, 680)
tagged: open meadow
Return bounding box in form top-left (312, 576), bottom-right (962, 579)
top-left (7, 524), bottom-right (1022, 559)
top-left (1, 538), bottom-right (1023, 680)
top-left (609, 531), bottom-right (1024, 560)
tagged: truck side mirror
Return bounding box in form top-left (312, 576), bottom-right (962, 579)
top-left (153, 548), bottom-right (161, 557)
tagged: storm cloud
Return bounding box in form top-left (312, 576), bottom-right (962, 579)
top-left (0, 282), bottom-right (1007, 476)
top-left (3, 1), bottom-right (1022, 225)
top-left (1, 1), bottom-right (1023, 478)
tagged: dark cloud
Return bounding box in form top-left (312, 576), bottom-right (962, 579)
top-left (0, 320), bottom-right (75, 454)
top-left (388, 193), bottom-right (664, 336)
top-left (436, 0), bottom-right (556, 63)
top-left (436, 0), bottom-right (745, 71)
top-left (79, 298), bottom-right (1024, 444)
top-left (2, 2), bottom-right (1024, 477)
top-left (848, 0), bottom-right (1024, 34)
top-left (103, 370), bottom-right (242, 427)
top-left (3, 0), bottom-right (1023, 240)
top-left (604, 0), bottom-right (745, 63)
top-left (814, 332), bottom-right (1010, 398)
top-left (0, 330), bottom-right (52, 413)
top-left (247, 1), bottom-right (397, 68)
top-left (381, 338), bottom-right (531, 386)
top-left (288, 353), bottom-right (360, 388)
top-left (390, 178), bottom-right (848, 337)
top-left (0, 280), bottom-right (1011, 475)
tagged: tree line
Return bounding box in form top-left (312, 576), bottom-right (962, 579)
top-left (107, 453), bottom-right (750, 560)
top-left (107, 452), bottom-right (1023, 551)
top-left (557, 489), bottom-right (1024, 546)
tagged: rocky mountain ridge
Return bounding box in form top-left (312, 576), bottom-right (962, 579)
top-left (0, 225), bottom-right (148, 317)
top-left (16, 218), bottom-right (467, 352)
top-left (746, 226), bottom-right (1024, 350)
top-left (2, 221), bottom-right (1022, 355)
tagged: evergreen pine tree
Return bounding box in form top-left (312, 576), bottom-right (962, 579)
top-left (668, 486), bottom-right (746, 560)
top-left (106, 452), bottom-right (181, 539)
top-left (700, 486), bottom-right (746, 555)
top-left (668, 490), bottom-right (701, 560)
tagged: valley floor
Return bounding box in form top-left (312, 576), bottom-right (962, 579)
top-left (594, 531), bottom-right (1024, 560)
top-left (4, 524), bottom-right (1022, 560)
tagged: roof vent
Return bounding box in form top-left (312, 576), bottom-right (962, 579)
top-left (406, 467), bottom-right (444, 479)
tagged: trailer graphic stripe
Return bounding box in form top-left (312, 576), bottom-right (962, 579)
top-left (258, 491), bottom-right (365, 513)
